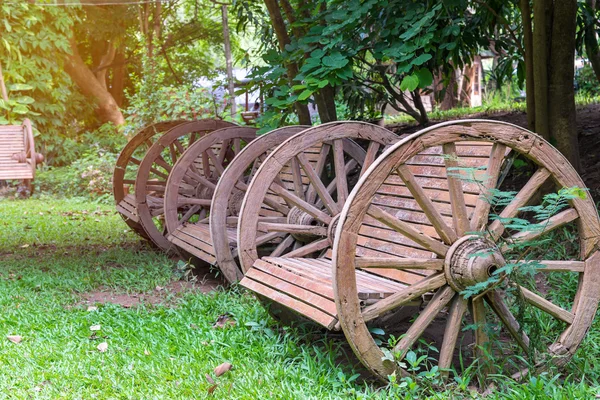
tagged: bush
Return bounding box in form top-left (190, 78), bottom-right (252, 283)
top-left (575, 64), bottom-right (600, 96)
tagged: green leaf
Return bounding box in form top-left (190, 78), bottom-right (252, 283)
top-left (322, 52), bottom-right (349, 69)
top-left (15, 96), bottom-right (35, 104)
top-left (9, 83), bottom-right (33, 91)
top-left (297, 89), bottom-right (313, 101)
top-left (411, 53), bottom-right (432, 66)
top-left (400, 74), bottom-right (419, 92)
top-left (12, 104), bottom-right (29, 114)
top-left (415, 68), bottom-right (433, 88)
top-left (317, 79), bottom-right (329, 89)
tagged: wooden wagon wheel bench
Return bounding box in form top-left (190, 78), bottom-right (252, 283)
top-left (114, 120), bottom-right (186, 239)
top-left (130, 119), bottom-right (237, 249)
top-left (237, 120), bottom-right (600, 382)
top-left (164, 125), bottom-right (309, 283)
top-left (0, 119), bottom-right (43, 184)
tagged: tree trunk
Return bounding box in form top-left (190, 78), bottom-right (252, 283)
top-left (221, 4), bottom-right (236, 118)
top-left (520, 0), bottom-right (536, 131)
top-left (64, 37), bottom-right (124, 126)
top-left (459, 64), bottom-right (474, 107)
top-left (263, 0), bottom-right (311, 125)
top-left (412, 90), bottom-right (429, 124)
top-left (440, 68), bottom-right (457, 111)
top-left (584, 0), bottom-right (600, 82)
top-left (549, 0), bottom-right (579, 170)
top-left (532, 0), bottom-right (552, 140)
top-left (110, 50), bottom-right (126, 107)
top-left (95, 41), bottom-right (116, 91)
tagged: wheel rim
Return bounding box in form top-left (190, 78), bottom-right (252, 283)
top-left (210, 126), bottom-right (309, 283)
top-left (163, 126), bottom-right (258, 256)
top-left (135, 119), bottom-right (236, 251)
top-left (333, 120), bottom-right (600, 382)
top-left (237, 121), bottom-right (398, 274)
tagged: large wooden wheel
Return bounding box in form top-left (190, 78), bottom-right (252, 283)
top-left (209, 126), bottom-right (309, 283)
top-left (333, 120), bottom-right (600, 382)
top-left (135, 119), bottom-right (236, 250)
top-left (114, 120), bottom-right (186, 239)
top-left (237, 122), bottom-right (398, 274)
top-left (163, 126), bottom-right (258, 256)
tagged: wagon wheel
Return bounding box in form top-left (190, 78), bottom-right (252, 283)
top-left (114, 120), bottom-right (186, 239)
top-left (136, 119), bottom-right (237, 251)
top-left (163, 126), bottom-right (258, 255)
top-left (210, 126), bottom-right (309, 283)
top-left (237, 122), bottom-right (398, 274)
top-left (333, 120), bottom-right (600, 383)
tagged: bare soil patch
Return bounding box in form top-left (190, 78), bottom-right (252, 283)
top-left (79, 278), bottom-right (222, 309)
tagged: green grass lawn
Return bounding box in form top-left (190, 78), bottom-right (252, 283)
top-left (1, 198), bottom-right (599, 399)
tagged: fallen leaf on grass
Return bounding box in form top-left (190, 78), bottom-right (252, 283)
top-left (212, 314), bottom-right (236, 329)
top-left (19, 244), bottom-right (29, 248)
top-left (90, 324), bottom-right (101, 331)
top-left (214, 362), bottom-right (232, 377)
top-left (207, 384), bottom-right (218, 395)
top-left (7, 335), bottom-right (22, 344)
top-left (205, 374), bottom-right (215, 384)
top-left (144, 349), bottom-right (150, 356)
top-left (87, 306), bottom-right (98, 312)
top-left (97, 342), bottom-right (108, 352)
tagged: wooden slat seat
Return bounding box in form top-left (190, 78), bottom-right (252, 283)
top-left (0, 124), bottom-right (33, 180)
top-left (116, 194), bottom-right (140, 223)
top-left (169, 222), bottom-right (237, 264)
top-left (240, 257), bottom-right (409, 330)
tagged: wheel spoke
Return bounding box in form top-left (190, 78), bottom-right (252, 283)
top-left (306, 144), bottom-right (331, 204)
top-left (270, 235), bottom-right (295, 257)
top-left (202, 151), bottom-right (211, 178)
top-left (443, 143), bottom-right (470, 236)
top-left (236, 180), bottom-right (290, 216)
top-left (393, 286), bottom-right (455, 358)
top-left (470, 298), bottom-right (489, 364)
top-left (360, 142), bottom-right (380, 177)
top-left (179, 205), bottom-right (202, 225)
top-left (255, 231), bottom-right (286, 246)
top-left (397, 164), bottom-right (457, 244)
top-left (290, 157), bottom-right (305, 201)
top-left (155, 155), bottom-right (173, 173)
top-left (355, 257), bottom-right (444, 270)
top-left (510, 260), bottom-right (585, 272)
top-left (206, 148), bottom-right (225, 176)
top-left (485, 290), bottom-right (530, 354)
top-left (297, 153), bottom-right (340, 215)
top-left (502, 208), bottom-right (579, 250)
top-left (217, 139), bottom-right (231, 164)
top-left (438, 295), bottom-right (468, 377)
top-left (315, 160), bottom-right (358, 209)
top-left (169, 143), bottom-right (178, 164)
top-left (284, 238), bottom-right (330, 258)
top-left (471, 143), bottom-right (506, 231)
top-left (258, 222), bottom-right (327, 236)
top-left (173, 139), bottom-right (186, 155)
top-left (333, 139), bottom-right (348, 207)
top-left (488, 168), bottom-right (552, 240)
top-left (233, 138), bottom-right (241, 154)
top-left (517, 285), bottom-right (575, 324)
top-left (361, 273), bottom-right (446, 322)
top-left (269, 182), bottom-right (332, 224)
top-left (367, 205), bottom-right (449, 257)
top-left (177, 198), bottom-right (212, 207)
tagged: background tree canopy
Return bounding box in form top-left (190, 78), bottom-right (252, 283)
top-left (0, 0), bottom-right (598, 172)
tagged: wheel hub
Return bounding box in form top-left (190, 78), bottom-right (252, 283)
top-left (444, 236), bottom-right (506, 293)
top-left (195, 179), bottom-right (217, 201)
top-left (287, 206), bottom-right (324, 242)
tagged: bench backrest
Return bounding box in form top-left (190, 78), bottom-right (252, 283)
top-left (0, 124), bottom-right (33, 180)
